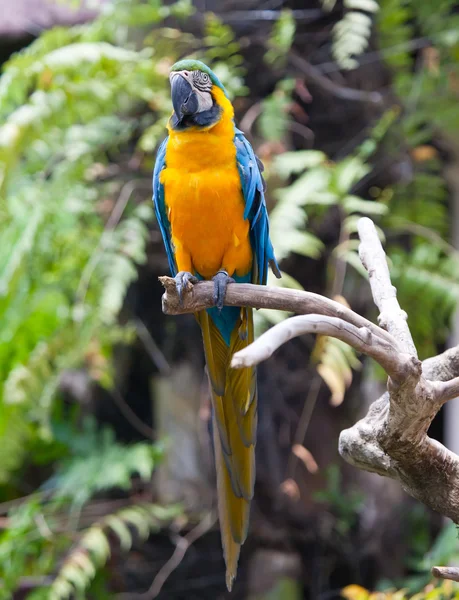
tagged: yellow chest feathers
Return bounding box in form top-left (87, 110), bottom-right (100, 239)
top-left (159, 87), bottom-right (252, 279)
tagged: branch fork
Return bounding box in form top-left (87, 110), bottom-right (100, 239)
top-left (160, 217), bottom-right (459, 579)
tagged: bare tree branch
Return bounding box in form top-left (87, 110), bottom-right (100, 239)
top-left (231, 314), bottom-right (411, 383)
top-left (288, 51), bottom-right (383, 105)
top-left (432, 376), bottom-right (459, 404)
top-left (160, 276), bottom-right (398, 347)
top-left (358, 217), bottom-right (418, 356)
top-left (432, 566), bottom-right (459, 582)
top-left (159, 217), bottom-right (459, 524)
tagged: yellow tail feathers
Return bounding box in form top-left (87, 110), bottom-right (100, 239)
top-left (196, 308), bottom-right (257, 591)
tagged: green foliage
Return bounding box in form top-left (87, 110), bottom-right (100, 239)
top-left (0, 492), bottom-right (179, 599)
top-left (203, 13), bottom-right (248, 97)
top-left (258, 133), bottom-right (390, 398)
top-left (268, 129), bottom-right (390, 278)
top-left (45, 417), bottom-right (164, 506)
top-left (0, 0), bottom-right (194, 485)
top-left (313, 336), bottom-right (362, 406)
top-left (265, 9), bottom-right (297, 67)
top-left (258, 78), bottom-right (296, 143)
top-left (345, 522), bottom-right (459, 599)
top-left (373, 0), bottom-right (459, 356)
top-left (389, 245), bottom-right (459, 357)
top-left (0, 495), bottom-right (66, 597)
top-left (0, 419), bottom-right (168, 597)
top-left (49, 503), bottom-right (181, 600)
top-left (314, 465), bottom-right (364, 535)
top-left (267, 73), bottom-right (459, 360)
top-left (329, 0), bottom-right (379, 70)
top-left (378, 0), bottom-right (459, 136)
top-left (0, 2), bottom-right (193, 594)
top-left (342, 580), bottom-right (459, 600)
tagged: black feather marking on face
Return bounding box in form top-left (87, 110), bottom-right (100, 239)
top-left (193, 104), bottom-right (222, 127)
top-left (170, 103), bottom-right (222, 130)
top-left (193, 70), bottom-right (213, 93)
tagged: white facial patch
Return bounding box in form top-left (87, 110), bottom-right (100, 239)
top-left (195, 89), bottom-right (213, 113)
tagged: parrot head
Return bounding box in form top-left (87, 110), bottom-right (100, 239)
top-left (169, 59), bottom-right (229, 130)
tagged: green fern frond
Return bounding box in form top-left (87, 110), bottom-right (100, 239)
top-left (258, 78), bottom-right (296, 143)
top-left (265, 9), bottom-right (296, 66)
top-left (203, 13), bottom-right (248, 97)
top-left (390, 245), bottom-right (459, 358)
top-left (46, 418), bottom-right (164, 505)
top-left (331, 0), bottom-right (379, 70)
top-left (313, 332), bottom-right (362, 406)
top-left (49, 503), bottom-right (181, 600)
top-left (98, 203), bottom-right (154, 323)
top-left (0, 0), bottom-right (196, 484)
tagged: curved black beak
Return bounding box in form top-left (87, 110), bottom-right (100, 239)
top-left (171, 74), bottom-right (198, 122)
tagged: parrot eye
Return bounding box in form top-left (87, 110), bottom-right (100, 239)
top-left (193, 70), bottom-right (212, 92)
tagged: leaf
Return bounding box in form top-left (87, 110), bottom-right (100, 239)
top-left (341, 584), bottom-right (371, 600)
top-left (337, 247), bottom-right (369, 279)
top-left (345, 0), bottom-right (379, 12)
top-left (313, 330), bottom-right (361, 407)
top-left (70, 551), bottom-right (96, 579)
top-left (117, 507), bottom-right (151, 540)
top-left (321, 0), bottom-right (337, 11)
top-left (342, 195), bottom-right (388, 216)
top-left (81, 527), bottom-right (111, 566)
top-left (331, 9), bottom-right (374, 69)
top-left (267, 270), bottom-right (303, 290)
top-left (59, 563), bottom-right (88, 592)
top-left (332, 157), bottom-right (371, 196)
top-left (106, 515), bottom-right (133, 551)
top-left (317, 363), bottom-right (346, 406)
top-left (36, 43), bottom-right (140, 70)
top-left (280, 167), bottom-right (333, 206)
top-left (265, 9), bottom-right (296, 66)
top-left (274, 151), bottom-right (327, 178)
top-left (49, 578), bottom-right (74, 600)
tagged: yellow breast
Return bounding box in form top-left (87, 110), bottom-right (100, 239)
top-left (160, 87), bottom-right (252, 280)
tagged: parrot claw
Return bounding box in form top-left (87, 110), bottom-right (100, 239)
top-left (212, 270), bottom-right (234, 312)
top-left (174, 271), bottom-right (198, 306)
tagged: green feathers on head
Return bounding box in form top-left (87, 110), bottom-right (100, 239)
top-left (170, 59), bottom-right (228, 97)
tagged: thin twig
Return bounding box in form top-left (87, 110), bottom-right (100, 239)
top-left (289, 51), bottom-right (383, 105)
top-left (239, 101), bottom-right (262, 137)
top-left (116, 512), bottom-right (217, 600)
top-left (135, 318), bottom-right (171, 376)
top-left (330, 206), bottom-right (350, 299)
top-left (75, 179), bottom-right (150, 308)
top-left (111, 387), bottom-right (156, 440)
top-left (389, 218), bottom-right (459, 258)
top-left (286, 375), bottom-right (322, 480)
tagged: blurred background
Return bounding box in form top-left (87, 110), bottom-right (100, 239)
top-left (1, 0), bottom-right (459, 598)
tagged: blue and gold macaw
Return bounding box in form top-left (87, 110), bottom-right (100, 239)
top-left (153, 60), bottom-right (280, 590)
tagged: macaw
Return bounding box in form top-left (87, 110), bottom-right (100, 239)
top-left (153, 59), bottom-right (280, 591)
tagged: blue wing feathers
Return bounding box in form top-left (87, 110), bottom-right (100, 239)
top-left (153, 137), bottom-right (177, 277)
top-left (234, 128), bottom-right (280, 285)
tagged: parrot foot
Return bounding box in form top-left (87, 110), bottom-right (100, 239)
top-left (174, 271), bottom-right (198, 306)
top-left (212, 270), bottom-right (234, 312)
